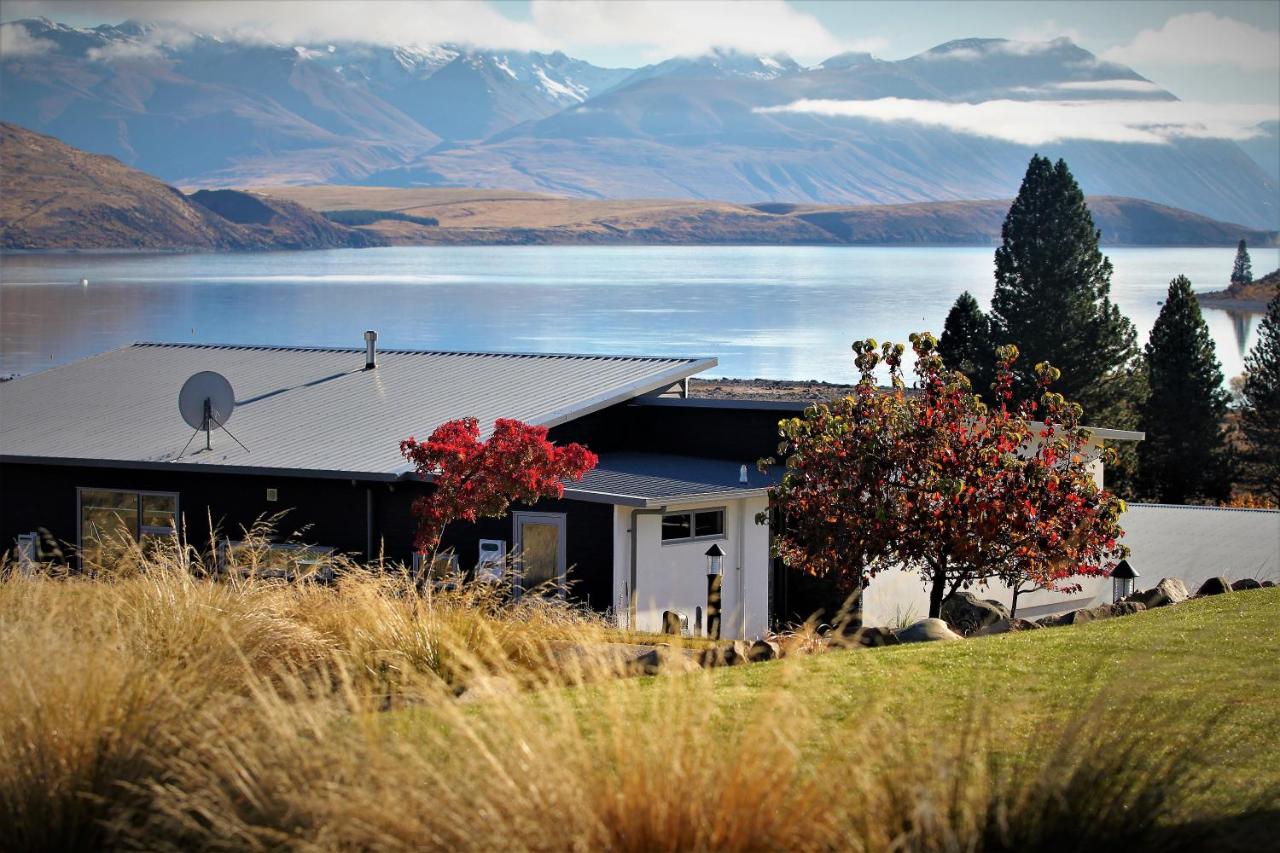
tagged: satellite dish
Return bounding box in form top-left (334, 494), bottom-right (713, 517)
top-left (179, 371), bottom-right (235, 430)
top-left (176, 371), bottom-right (248, 456)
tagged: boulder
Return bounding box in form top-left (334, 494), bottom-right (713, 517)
top-left (972, 617), bottom-right (1041, 637)
top-left (1263, 581), bottom-right (1276, 588)
top-left (1040, 601), bottom-right (1147, 628)
top-left (1231, 578), bottom-right (1262, 591)
top-left (1196, 576), bottom-right (1233, 596)
top-left (895, 618), bottom-right (962, 643)
top-left (1124, 577), bottom-right (1189, 609)
top-left (747, 639), bottom-right (782, 662)
top-left (940, 591), bottom-right (1010, 636)
top-left (632, 646), bottom-right (700, 676)
top-left (838, 626), bottom-right (900, 648)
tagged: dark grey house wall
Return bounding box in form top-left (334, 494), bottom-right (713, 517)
top-left (549, 401), bottom-right (795, 463)
top-left (0, 461), bottom-right (401, 563)
top-left (0, 461), bottom-right (613, 611)
top-left (440, 497), bottom-right (615, 612)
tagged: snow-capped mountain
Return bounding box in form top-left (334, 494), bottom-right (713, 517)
top-left (1, 18), bottom-right (1275, 228)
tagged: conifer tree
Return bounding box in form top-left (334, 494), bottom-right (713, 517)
top-left (939, 291), bottom-right (993, 396)
top-left (1240, 293), bottom-right (1280, 503)
top-left (990, 155), bottom-right (1141, 427)
top-left (1137, 276), bottom-right (1232, 504)
top-left (1231, 239), bottom-right (1253, 286)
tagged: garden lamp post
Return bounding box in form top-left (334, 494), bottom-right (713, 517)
top-left (1110, 560), bottom-right (1138, 603)
top-left (705, 543), bottom-right (725, 640)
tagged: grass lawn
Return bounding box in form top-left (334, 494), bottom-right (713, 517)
top-left (705, 588), bottom-right (1280, 813)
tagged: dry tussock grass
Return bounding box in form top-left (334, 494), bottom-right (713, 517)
top-left (1, 531), bottom-right (1273, 852)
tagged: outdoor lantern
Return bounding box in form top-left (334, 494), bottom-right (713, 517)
top-left (1111, 559), bottom-right (1138, 603)
top-left (705, 543), bottom-right (725, 639)
top-left (705, 543), bottom-right (725, 577)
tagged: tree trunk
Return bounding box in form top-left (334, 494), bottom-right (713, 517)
top-left (1010, 586), bottom-right (1021, 619)
top-left (928, 560), bottom-right (948, 618)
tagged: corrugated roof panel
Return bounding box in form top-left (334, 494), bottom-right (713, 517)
top-left (0, 343), bottom-right (715, 477)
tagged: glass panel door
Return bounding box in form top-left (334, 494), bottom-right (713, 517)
top-left (512, 512), bottom-right (566, 597)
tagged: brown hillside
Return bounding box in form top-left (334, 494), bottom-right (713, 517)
top-left (0, 123), bottom-right (380, 251)
top-left (261, 185), bottom-right (1279, 248)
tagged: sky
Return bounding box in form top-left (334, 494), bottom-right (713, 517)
top-left (2, 0), bottom-right (1278, 104)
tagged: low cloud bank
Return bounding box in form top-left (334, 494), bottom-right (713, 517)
top-left (0, 21), bottom-right (56, 56)
top-left (757, 97), bottom-right (1278, 146)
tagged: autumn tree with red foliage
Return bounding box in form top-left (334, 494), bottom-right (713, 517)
top-left (767, 333), bottom-right (1127, 619)
top-left (399, 417), bottom-right (597, 557)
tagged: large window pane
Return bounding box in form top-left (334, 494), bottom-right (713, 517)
top-left (81, 489), bottom-right (138, 540)
top-left (80, 489), bottom-right (138, 571)
top-left (141, 493), bottom-right (178, 533)
top-left (661, 513), bottom-right (692, 541)
top-left (694, 509), bottom-right (724, 539)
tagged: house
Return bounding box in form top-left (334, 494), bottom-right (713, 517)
top-left (7, 334), bottom-right (1233, 636)
top-left (0, 336), bottom-right (787, 638)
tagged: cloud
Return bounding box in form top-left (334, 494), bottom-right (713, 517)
top-left (757, 97), bottom-right (1278, 146)
top-left (1052, 80), bottom-right (1164, 93)
top-left (1103, 12), bottom-right (1280, 72)
top-left (529, 0), bottom-right (867, 63)
top-left (2, 0), bottom-right (874, 63)
top-left (918, 37), bottom-right (1075, 62)
top-left (2, 1), bottom-right (552, 52)
top-left (85, 23), bottom-right (194, 62)
top-left (0, 21), bottom-right (57, 56)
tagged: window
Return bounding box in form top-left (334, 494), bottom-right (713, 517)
top-left (220, 539), bottom-right (336, 579)
top-left (660, 508), bottom-right (725, 543)
top-left (78, 488), bottom-right (178, 570)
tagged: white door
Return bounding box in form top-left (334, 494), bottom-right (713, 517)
top-left (512, 512), bottom-right (567, 597)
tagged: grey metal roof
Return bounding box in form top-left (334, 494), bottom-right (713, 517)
top-left (566, 453), bottom-right (780, 507)
top-left (0, 343), bottom-right (716, 478)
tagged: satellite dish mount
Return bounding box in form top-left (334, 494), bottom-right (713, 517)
top-left (177, 371), bottom-right (249, 458)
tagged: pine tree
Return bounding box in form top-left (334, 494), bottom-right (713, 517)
top-left (939, 291), bottom-right (994, 396)
top-left (990, 156), bottom-right (1141, 428)
top-left (1240, 292), bottom-right (1280, 503)
top-left (1137, 276), bottom-right (1233, 504)
top-left (1230, 239), bottom-right (1253, 286)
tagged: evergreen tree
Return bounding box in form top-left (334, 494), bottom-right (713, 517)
top-left (1240, 293), bottom-right (1280, 503)
top-left (1137, 276), bottom-right (1233, 503)
top-left (990, 155), bottom-right (1141, 428)
top-left (1231, 239), bottom-right (1253, 286)
top-left (939, 291), bottom-right (994, 396)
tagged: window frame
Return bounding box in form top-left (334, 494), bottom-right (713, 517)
top-left (76, 486), bottom-right (181, 570)
top-left (659, 507), bottom-right (727, 545)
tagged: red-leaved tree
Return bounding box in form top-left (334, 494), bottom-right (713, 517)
top-left (767, 333), bottom-right (1127, 619)
top-left (399, 417), bottom-right (597, 556)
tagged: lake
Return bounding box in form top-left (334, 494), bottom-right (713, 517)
top-left (2, 246), bottom-right (1275, 384)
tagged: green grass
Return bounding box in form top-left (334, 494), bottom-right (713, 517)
top-left (708, 589), bottom-right (1280, 812)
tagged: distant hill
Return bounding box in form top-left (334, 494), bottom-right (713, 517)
top-left (2, 19), bottom-right (1275, 230)
top-left (0, 123), bottom-right (380, 251)
top-left (262, 186), bottom-right (1278, 247)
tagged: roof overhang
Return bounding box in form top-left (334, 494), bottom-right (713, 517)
top-left (562, 485), bottom-right (773, 508)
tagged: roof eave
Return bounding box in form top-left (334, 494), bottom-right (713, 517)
top-left (561, 485), bottom-right (773, 508)
top-left (534, 357), bottom-right (719, 429)
top-left (0, 454), bottom-right (401, 482)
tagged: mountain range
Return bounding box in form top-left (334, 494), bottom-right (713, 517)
top-left (1, 17), bottom-right (1276, 229)
top-left (3, 121), bottom-right (1272, 252)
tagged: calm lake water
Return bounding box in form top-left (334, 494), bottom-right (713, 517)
top-left (1, 246), bottom-right (1275, 383)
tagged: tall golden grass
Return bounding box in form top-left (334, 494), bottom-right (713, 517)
top-left (1, 531), bottom-right (1273, 852)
